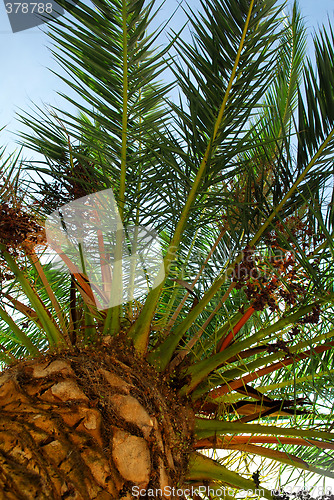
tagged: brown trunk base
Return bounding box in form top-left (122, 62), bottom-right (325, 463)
top-left (0, 339), bottom-right (194, 499)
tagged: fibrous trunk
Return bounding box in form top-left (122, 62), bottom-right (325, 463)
top-left (0, 340), bottom-right (194, 499)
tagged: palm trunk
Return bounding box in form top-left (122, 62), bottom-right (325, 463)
top-left (0, 340), bottom-right (194, 499)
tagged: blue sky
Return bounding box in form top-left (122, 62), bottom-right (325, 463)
top-left (1, 0), bottom-right (334, 155)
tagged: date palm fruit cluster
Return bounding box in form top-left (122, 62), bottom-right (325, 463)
top-left (0, 202), bottom-right (45, 255)
top-left (2, 0), bottom-right (334, 498)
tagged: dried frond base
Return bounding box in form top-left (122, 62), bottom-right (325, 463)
top-left (0, 340), bottom-right (194, 499)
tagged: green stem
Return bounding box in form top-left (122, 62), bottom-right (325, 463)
top-left (148, 259), bottom-right (243, 370)
top-left (195, 417), bottom-right (334, 443)
top-left (210, 326), bottom-right (334, 390)
top-left (0, 244), bottom-right (65, 348)
top-left (106, 0), bottom-right (128, 335)
top-left (119, 0), bottom-right (128, 217)
top-left (128, 0), bottom-right (256, 354)
top-left (165, 227), bottom-right (225, 336)
top-left (181, 303), bottom-right (321, 397)
top-left (188, 452), bottom-right (273, 500)
top-left (0, 304), bottom-right (39, 356)
top-left (29, 251), bottom-right (69, 342)
top-left (258, 368), bottom-right (334, 393)
top-left (226, 443), bottom-right (334, 480)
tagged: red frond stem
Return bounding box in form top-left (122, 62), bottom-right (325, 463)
top-left (218, 306), bottom-right (255, 352)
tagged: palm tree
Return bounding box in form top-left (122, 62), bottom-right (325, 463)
top-left (1, 0), bottom-right (334, 497)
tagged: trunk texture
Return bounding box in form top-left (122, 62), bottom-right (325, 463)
top-left (0, 341), bottom-right (194, 499)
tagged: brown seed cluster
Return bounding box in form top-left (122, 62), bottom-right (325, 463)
top-left (42, 160), bottom-right (103, 210)
top-left (234, 246), bottom-right (288, 312)
top-left (266, 216), bottom-right (326, 250)
top-left (298, 304), bottom-right (321, 325)
top-left (233, 215), bottom-right (322, 317)
top-left (267, 339), bottom-right (291, 356)
top-left (0, 203), bottom-right (46, 256)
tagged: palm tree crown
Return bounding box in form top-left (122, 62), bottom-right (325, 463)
top-left (1, 0), bottom-right (334, 497)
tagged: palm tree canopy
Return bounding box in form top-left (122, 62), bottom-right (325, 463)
top-left (1, 0), bottom-right (334, 496)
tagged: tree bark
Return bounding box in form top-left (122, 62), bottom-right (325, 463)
top-left (0, 343), bottom-right (194, 499)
